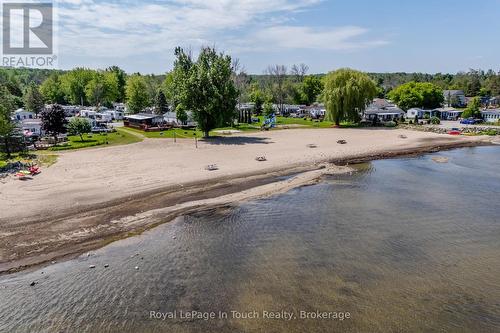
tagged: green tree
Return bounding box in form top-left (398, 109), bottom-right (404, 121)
top-left (67, 117), bottom-right (92, 141)
top-left (40, 74), bottom-right (65, 104)
top-left (106, 66), bottom-right (127, 102)
top-left (40, 104), bottom-right (68, 144)
top-left (323, 68), bottom-right (378, 126)
top-left (60, 68), bottom-right (94, 105)
top-left (462, 97), bottom-right (481, 118)
top-left (155, 90), bottom-right (168, 115)
top-left (175, 103), bottom-right (188, 124)
top-left (388, 82), bottom-right (444, 110)
top-left (248, 83), bottom-right (266, 115)
top-left (172, 47), bottom-right (238, 137)
top-left (126, 75), bottom-right (149, 114)
top-left (24, 83), bottom-right (45, 117)
top-left (263, 102), bottom-right (274, 117)
top-left (300, 75), bottom-right (323, 105)
top-left (0, 86), bottom-right (18, 158)
top-left (85, 71), bottom-right (119, 107)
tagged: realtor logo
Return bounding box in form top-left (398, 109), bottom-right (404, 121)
top-left (2, 2), bottom-right (53, 55)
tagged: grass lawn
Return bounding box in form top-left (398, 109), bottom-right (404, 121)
top-left (121, 116), bottom-right (358, 139)
top-left (0, 151), bottom-right (58, 169)
top-left (48, 128), bottom-right (143, 151)
top-left (122, 127), bottom-right (204, 139)
top-left (261, 116), bottom-right (358, 128)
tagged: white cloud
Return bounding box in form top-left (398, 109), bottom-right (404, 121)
top-left (53, 0), bottom-right (388, 69)
top-left (248, 25), bottom-right (389, 51)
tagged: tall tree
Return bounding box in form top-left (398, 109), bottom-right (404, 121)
top-left (60, 68), bottom-right (94, 105)
top-left (265, 65), bottom-right (287, 114)
top-left (249, 83), bottom-right (266, 115)
top-left (388, 82), bottom-right (444, 110)
top-left (155, 90), bottom-right (168, 115)
top-left (173, 47), bottom-right (238, 137)
top-left (106, 66), bottom-right (127, 102)
top-left (323, 68), bottom-right (378, 126)
top-left (0, 86), bottom-right (19, 158)
top-left (24, 83), bottom-right (45, 117)
top-left (462, 97), bottom-right (481, 118)
top-left (126, 75), bottom-right (149, 114)
top-left (40, 74), bottom-right (65, 104)
top-left (290, 63), bottom-right (309, 82)
top-left (85, 71), bottom-right (119, 107)
top-left (300, 75), bottom-right (323, 105)
top-left (40, 104), bottom-right (68, 144)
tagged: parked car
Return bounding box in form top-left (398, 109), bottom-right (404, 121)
top-left (460, 118), bottom-right (483, 125)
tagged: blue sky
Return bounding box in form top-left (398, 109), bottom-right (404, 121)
top-left (55, 0), bottom-right (500, 74)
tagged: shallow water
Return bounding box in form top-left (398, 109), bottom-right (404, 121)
top-left (1, 146), bottom-right (500, 333)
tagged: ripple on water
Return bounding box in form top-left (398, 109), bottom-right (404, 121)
top-left (0, 146), bottom-right (500, 333)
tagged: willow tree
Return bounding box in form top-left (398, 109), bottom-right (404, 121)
top-left (323, 68), bottom-right (377, 126)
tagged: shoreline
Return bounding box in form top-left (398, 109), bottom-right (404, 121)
top-left (0, 129), bottom-right (495, 275)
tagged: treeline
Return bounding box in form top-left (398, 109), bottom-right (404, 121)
top-left (1, 67), bottom-right (500, 113)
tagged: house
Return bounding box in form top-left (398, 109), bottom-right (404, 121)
top-left (370, 98), bottom-right (395, 109)
top-left (20, 119), bottom-right (43, 137)
top-left (488, 96), bottom-right (500, 107)
top-left (432, 107), bottom-right (464, 120)
top-left (124, 113), bottom-right (164, 129)
top-left (481, 109), bottom-right (500, 123)
top-left (407, 108), bottom-right (425, 119)
top-left (365, 106), bottom-right (405, 122)
top-left (14, 108), bottom-right (35, 121)
top-left (163, 111), bottom-right (197, 127)
top-left (443, 90), bottom-right (466, 107)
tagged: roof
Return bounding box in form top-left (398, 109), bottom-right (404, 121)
top-left (481, 109), bottom-right (500, 115)
top-left (443, 90), bottom-right (465, 95)
top-left (21, 119), bottom-right (42, 125)
top-left (433, 107), bottom-right (463, 113)
top-left (365, 107), bottom-right (404, 115)
top-left (124, 113), bottom-right (163, 120)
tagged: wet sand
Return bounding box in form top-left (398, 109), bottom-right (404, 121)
top-left (0, 128), bottom-right (493, 273)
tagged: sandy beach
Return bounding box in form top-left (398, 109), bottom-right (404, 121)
top-left (0, 128), bottom-right (493, 273)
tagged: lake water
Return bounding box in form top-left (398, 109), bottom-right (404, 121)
top-left (1, 146), bottom-right (499, 333)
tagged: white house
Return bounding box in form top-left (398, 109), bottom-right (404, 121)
top-left (365, 106), bottom-right (405, 122)
top-left (21, 119), bottom-right (43, 136)
top-left (14, 108), bottom-right (35, 121)
top-left (163, 111), bottom-right (197, 127)
top-left (481, 109), bottom-right (500, 123)
top-left (407, 108), bottom-right (425, 119)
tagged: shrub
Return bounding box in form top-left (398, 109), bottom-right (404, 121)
top-left (384, 121), bottom-right (397, 127)
top-left (430, 116), bottom-right (440, 125)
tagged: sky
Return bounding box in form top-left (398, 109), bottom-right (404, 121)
top-left (52, 0), bottom-right (500, 74)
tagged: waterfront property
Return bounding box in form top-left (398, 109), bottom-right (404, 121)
top-left (481, 109), bottom-right (500, 123)
top-left (365, 100), bottom-right (405, 122)
top-left (432, 107), bottom-right (464, 120)
top-left (124, 113), bottom-right (165, 130)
